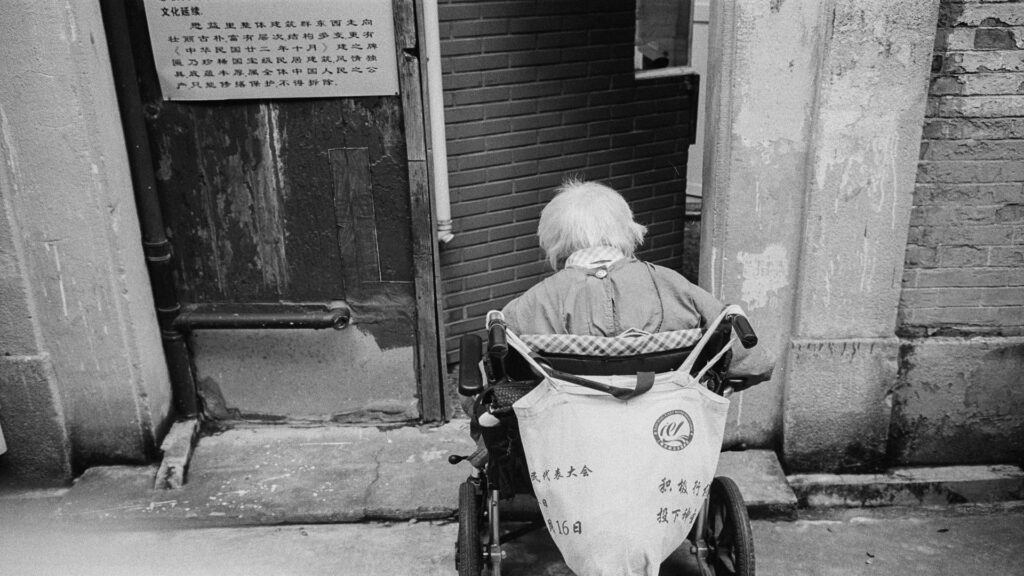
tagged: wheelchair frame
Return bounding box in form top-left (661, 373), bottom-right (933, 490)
top-left (450, 313), bottom-right (760, 576)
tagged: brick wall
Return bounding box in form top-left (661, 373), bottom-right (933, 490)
top-left (890, 0), bottom-right (1024, 467)
top-left (899, 0), bottom-right (1024, 337)
top-left (437, 0), bottom-right (699, 361)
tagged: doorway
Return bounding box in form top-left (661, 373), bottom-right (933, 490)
top-left (104, 0), bottom-right (444, 423)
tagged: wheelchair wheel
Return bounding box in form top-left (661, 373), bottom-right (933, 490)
top-left (456, 479), bottom-right (484, 576)
top-left (704, 476), bottom-right (755, 576)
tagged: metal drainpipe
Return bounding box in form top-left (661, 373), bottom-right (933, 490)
top-left (172, 303), bottom-right (351, 331)
top-left (422, 0), bottom-right (454, 244)
top-left (100, 0), bottom-right (198, 417)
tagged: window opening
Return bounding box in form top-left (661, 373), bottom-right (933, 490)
top-left (635, 0), bottom-right (695, 79)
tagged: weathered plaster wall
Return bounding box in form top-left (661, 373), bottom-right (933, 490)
top-left (0, 189), bottom-right (70, 480)
top-left (782, 0), bottom-right (940, 472)
top-left (703, 0), bottom-right (939, 470)
top-left (0, 1), bottom-right (171, 480)
top-left (892, 337), bottom-right (1024, 465)
top-left (701, 0), bottom-right (826, 449)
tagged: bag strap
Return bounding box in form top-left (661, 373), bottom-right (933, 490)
top-left (678, 305), bottom-right (742, 379)
top-left (506, 330), bottom-right (655, 399)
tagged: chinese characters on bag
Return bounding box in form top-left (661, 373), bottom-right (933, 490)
top-left (658, 476), bottom-right (711, 497)
top-left (530, 464), bottom-right (593, 483)
top-left (654, 476), bottom-right (709, 525)
top-left (540, 498), bottom-right (584, 536)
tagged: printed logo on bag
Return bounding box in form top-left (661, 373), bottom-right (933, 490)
top-left (653, 410), bottom-right (694, 451)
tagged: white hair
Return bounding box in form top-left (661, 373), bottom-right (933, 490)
top-left (537, 179), bottom-right (647, 269)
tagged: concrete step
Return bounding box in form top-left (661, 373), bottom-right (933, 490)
top-left (30, 422), bottom-right (799, 527)
top-left (56, 422), bottom-right (477, 526)
top-left (717, 449), bottom-right (798, 519)
top-left (788, 464), bottom-right (1024, 508)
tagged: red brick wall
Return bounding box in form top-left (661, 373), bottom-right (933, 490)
top-left (437, 0), bottom-right (699, 361)
top-left (899, 0), bottom-right (1024, 337)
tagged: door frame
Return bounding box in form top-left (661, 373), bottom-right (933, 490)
top-left (395, 0), bottom-right (446, 421)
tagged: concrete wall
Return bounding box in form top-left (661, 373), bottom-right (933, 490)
top-left (702, 0), bottom-right (940, 470)
top-left (700, 0), bottom-right (825, 452)
top-left (891, 0), bottom-right (1024, 466)
top-left (437, 0), bottom-right (699, 363)
top-left (0, 1), bottom-right (171, 482)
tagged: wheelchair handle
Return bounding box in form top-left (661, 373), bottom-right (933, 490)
top-left (730, 314), bottom-right (758, 349)
top-left (458, 334), bottom-right (484, 396)
top-left (488, 321), bottom-right (508, 359)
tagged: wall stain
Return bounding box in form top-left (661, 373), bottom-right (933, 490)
top-left (347, 287), bottom-right (417, 351)
top-left (890, 340), bottom-right (1024, 466)
top-left (197, 376), bottom-right (239, 420)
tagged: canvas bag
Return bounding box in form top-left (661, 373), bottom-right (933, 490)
top-left (508, 307), bottom-right (740, 576)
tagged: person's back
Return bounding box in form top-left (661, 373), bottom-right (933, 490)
top-left (500, 179), bottom-right (723, 337)
top-left (503, 256), bottom-right (721, 337)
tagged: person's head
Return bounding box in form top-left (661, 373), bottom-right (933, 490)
top-left (537, 178), bottom-right (647, 269)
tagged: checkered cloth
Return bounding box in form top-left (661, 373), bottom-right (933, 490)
top-left (518, 328), bottom-right (704, 357)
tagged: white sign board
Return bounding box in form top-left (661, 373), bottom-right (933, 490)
top-left (143, 0), bottom-right (400, 100)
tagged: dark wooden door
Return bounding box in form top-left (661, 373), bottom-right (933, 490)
top-left (119, 0), bottom-right (442, 422)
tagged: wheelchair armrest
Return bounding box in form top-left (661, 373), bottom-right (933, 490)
top-left (458, 334), bottom-right (484, 396)
top-left (729, 314), bottom-right (758, 349)
top-left (723, 367), bottom-right (773, 393)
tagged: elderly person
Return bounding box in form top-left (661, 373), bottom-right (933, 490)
top-left (501, 179), bottom-right (725, 338)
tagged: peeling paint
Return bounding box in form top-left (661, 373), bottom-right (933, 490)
top-left (249, 104), bottom-right (290, 290)
top-left (192, 124), bottom-right (228, 293)
top-left (44, 241), bottom-right (69, 317)
top-left (156, 135), bottom-right (173, 181)
top-left (737, 244), bottom-right (789, 309)
top-left (0, 105), bottom-right (21, 180)
top-left (709, 246), bottom-right (718, 296)
top-left (732, 1), bottom-right (816, 148)
top-left (754, 180), bottom-right (762, 220)
top-left (824, 258), bottom-right (836, 308)
top-left (859, 233), bottom-right (873, 292)
top-left (61, 1), bottom-right (78, 43)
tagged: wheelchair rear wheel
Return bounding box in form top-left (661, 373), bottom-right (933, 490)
top-left (703, 476), bottom-right (754, 576)
top-left (456, 479), bottom-right (484, 576)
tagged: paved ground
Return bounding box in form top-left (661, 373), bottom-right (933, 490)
top-left (2, 422), bottom-right (1022, 575)
top-left (753, 506), bottom-right (1024, 576)
top-left (2, 503), bottom-right (1022, 575)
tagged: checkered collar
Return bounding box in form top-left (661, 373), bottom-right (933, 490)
top-left (564, 246), bottom-right (626, 269)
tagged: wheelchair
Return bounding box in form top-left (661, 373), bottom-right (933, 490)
top-left (449, 308), bottom-right (765, 576)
